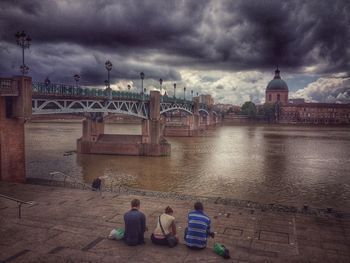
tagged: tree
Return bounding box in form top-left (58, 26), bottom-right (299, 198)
top-left (241, 101), bottom-right (257, 119)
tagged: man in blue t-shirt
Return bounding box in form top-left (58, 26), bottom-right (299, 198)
top-left (124, 199), bottom-right (147, 246)
top-left (184, 201), bottom-right (215, 249)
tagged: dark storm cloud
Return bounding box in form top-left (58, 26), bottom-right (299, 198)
top-left (0, 0), bottom-right (349, 84)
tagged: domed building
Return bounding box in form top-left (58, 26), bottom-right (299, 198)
top-left (265, 67), bottom-right (289, 105)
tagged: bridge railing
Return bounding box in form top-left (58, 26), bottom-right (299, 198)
top-left (32, 82), bottom-right (149, 100)
top-left (0, 193), bottom-right (34, 218)
top-left (162, 95), bottom-right (193, 105)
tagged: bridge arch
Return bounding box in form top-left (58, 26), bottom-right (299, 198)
top-left (160, 107), bottom-right (193, 115)
top-left (199, 108), bottom-right (209, 115)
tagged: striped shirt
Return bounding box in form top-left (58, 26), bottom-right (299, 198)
top-left (185, 210), bottom-right (211, 248)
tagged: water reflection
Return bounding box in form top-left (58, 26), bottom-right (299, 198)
top-left (25, 122), bottom-right (350, 210)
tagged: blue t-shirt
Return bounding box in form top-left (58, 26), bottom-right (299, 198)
top-left (185, 210), bottom-right (211, 248)
top-left (124, 209), bottom-right (146, 245)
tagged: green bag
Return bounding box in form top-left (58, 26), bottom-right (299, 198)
top-left (115, 228), bottom-right (125, 240)
top-left (214, 243), bottom-right (231, 259)
top-left (108, 228), bottom-right (125, 240)
top-left (214, 243), bottom-right (225, 256)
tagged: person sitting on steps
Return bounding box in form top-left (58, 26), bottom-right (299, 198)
top-left (123, 199), bottom-right (147, 246)
top-left (151, 206), bottom-right (178, 247)
top-left (184, 201), bottom-right (215, 249)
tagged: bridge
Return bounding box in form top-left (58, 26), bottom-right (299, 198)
top-left (31, 81), bottom-right (213, 118)
top-left (0, 76), bottom-right (221, 183)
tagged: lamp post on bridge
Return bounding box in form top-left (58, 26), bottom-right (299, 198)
top-left (191, 90), bottom-right (193, 101)
top-left (105, 60), bottom-right (112, 100)
top-left (15, 30), bottom-right (31, 75)
top-left (74, 74), bottom-right (80, 88)
top-left (173, 83), bottom-right (176, 102)
top-left (140, 72), bottom-right (145, 100)
top-left (44, 77), bottom-right (51, 93)
top-left (159, 78), bottom-right (163, 102)
top-left (183, 86), bottom-right (186, 101)
top-left (73, 74), bottom-right (80, 95)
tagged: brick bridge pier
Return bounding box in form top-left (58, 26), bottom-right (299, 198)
top-left (77, 90), bottom-right (171, 156)
top-left (0, 76), bottom-right (32, 182)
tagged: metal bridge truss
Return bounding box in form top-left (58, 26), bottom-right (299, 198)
top-left (160, 101), bottom-right (194, 115)
top-left (32, 99), bottom-right (149, 119)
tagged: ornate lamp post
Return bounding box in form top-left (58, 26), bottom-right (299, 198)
top-left (44, 77), bottom-right (50, 93)
top-left (73, 74), bottom-right (81, 96)
top-left (183, 86), bottom-right (186, 101)
top-left (73, 74), bottom-right (80, 88)
top-left (140, 72), bottom-right (145, 100)
top-left (173, 83), bottom-right (176, 100)
top-left (15, 30), bottom-right (31, 75)
top-left (159, 78), bottom-right (163, 102)
top-left (191, 90), bottom-right (193, 101)
top-left (105, 60), bottom-right (112, 99)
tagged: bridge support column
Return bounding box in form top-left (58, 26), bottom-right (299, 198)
top-left (190, 97), bottom-right (200, 136)
top-left (142, 91), bottom-right (170, 156)
top-left (77, 113), bottom-right (105, 153)
top-left (0, 76), bottom-right (32, 182)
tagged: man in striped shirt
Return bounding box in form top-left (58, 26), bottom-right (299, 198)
top-left (184, 202), bottom-right (214, 249)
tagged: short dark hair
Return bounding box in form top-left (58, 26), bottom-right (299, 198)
top-left (194, 201), bottom-right (203, 211)
top-left (165, 206), bottom-right (173, 214)
top-left (131, 199), bottom-right (140, 208)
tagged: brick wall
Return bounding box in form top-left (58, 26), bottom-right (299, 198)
top-left (0, 97), bottom-right (26, 182)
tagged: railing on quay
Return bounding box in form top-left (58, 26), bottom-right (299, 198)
top-left (0, 193), bottom-right (34, 219)
top-left (49, 171), bottom-right (97, 192)
top-left (49, 171), bottom-right (121, 194)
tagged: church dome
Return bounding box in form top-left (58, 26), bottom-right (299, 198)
top-left (266, 68), bottom-right (288, 91)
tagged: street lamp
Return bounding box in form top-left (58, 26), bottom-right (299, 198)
top-left (140, 72), bottom-right (145, 92)
top-left (173, 83), bottom-right (176, 100)
top-left (105, 60), bottom-right (112, 99)
top-left (183, 86), bottom-right (186, 101)
top-left (15, 30), bottom-right (31, 75)
top-left (191, 90), bottom-right (193, 100)
top-left (73, 74), bottom-right (80, 88)
top-left (140, 72), bottom-right (145, 99)
top-left (159, 78), bottom-right (163, 102)
top-left (44, 77), bottom-right (50, 93)
top-left (44, 77), bottom-right (51, 86)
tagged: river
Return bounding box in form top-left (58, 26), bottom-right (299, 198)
top-left (25, 122), bottom-right (350, 210)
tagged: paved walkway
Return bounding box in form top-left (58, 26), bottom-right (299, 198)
top-left (0, 182), bottom-right (349, 263)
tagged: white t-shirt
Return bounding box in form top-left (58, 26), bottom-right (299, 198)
top-left (153, 213), bottom-right (175, 237)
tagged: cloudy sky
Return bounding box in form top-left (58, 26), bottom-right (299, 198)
top-left (1, 0), bottom-right (349, 105)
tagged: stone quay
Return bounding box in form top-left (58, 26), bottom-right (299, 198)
top-left (0, 182), bottom-right (349, 262)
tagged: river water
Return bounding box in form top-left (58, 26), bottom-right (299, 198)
top-left (25, 122), bottom-right (350, 210)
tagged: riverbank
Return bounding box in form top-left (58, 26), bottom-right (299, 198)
top-left (1, 182), bottom-right (349, 262)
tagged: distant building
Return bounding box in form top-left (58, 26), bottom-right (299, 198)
top-left (288, 98), bottom-right (305, 104)
top-left (265, 67), bottom-right (289, 105)
top-left (199, 94), bottom-right (214, 106)
top-left (215, 103), bottom-right (238, 112)
top-left (280, 103), bottom-right (350, 124)
top-left (265, 68), bottom-right (350, 124)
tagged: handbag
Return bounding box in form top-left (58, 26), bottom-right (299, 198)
top-left (158, 215), bottom-right (178, 248)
